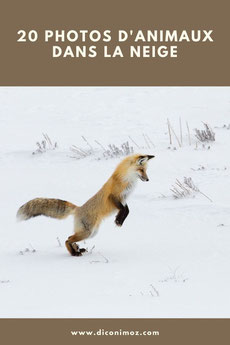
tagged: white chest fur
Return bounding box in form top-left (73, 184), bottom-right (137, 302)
top-left (120, 170), bottom-right (138, 202)
top-left (121, 180), bottom-right (137, 202)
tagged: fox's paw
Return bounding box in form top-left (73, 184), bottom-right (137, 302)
top-left (73, 251), bottom-right (83, 257)
top-left (79, 248), bottom-right (87, 253)
top-left (115, 218), bottom-right (122, 227)
top-left (72, 243), bottom-right (87, 256)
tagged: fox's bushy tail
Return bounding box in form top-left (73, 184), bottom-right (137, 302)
top-left (17, 198), bottom-right (77, 221)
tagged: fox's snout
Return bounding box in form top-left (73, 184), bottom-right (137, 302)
top-left (139, 174), bottom-right (149, 182)
top-left (137, 169), bottom-right (149, 182)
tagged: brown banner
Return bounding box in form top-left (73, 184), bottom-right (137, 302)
top-left (0, 318), bottom-right (229, 345)
top-left (0, 0), bottom-right (230, 86)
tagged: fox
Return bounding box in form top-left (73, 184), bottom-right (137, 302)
top-left (17, 154), bottom-right (154, 256)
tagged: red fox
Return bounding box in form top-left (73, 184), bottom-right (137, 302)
top-left (17, 154), bottom-right (154, 256)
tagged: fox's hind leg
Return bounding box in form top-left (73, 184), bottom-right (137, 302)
top-left (65, 233), bottom-right (88, 256)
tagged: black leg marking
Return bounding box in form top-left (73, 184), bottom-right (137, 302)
top-left (72, 242), bottom-right (87, 255)
top-left (109, 194), bottom-right (130, 227)
top-left (115, 205), bottom-right (129, 226)
top-left (65, 240), bottom-right (78, 256)
top-left (74, 251), bottom-right (83, 257)
top-left (79, 248), bottom-right (87, 253)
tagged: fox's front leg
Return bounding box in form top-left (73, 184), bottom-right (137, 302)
top-left (115, 204), bottom-right (129, 226)
top-left (109, 194), bottom-right (129, 227)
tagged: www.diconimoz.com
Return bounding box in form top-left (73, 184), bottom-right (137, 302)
top-left (70, 329), bottom-right (160, 336)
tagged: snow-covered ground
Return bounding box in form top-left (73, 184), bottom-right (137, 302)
top-left (0, 87), bottom-right (230, 318)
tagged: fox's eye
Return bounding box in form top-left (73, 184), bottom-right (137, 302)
top-left (139, 169), bottom-right (144, 173)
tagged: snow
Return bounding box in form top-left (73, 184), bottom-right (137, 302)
top-left (0, 87), bottom-right (230, 317)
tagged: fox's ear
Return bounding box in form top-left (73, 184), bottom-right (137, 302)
top-left (147, 155), bottom-right (155, 160)
top-left (137, 156), bottom-right (148, 165)
top-left (137, 155), bottom-right (155, 165)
